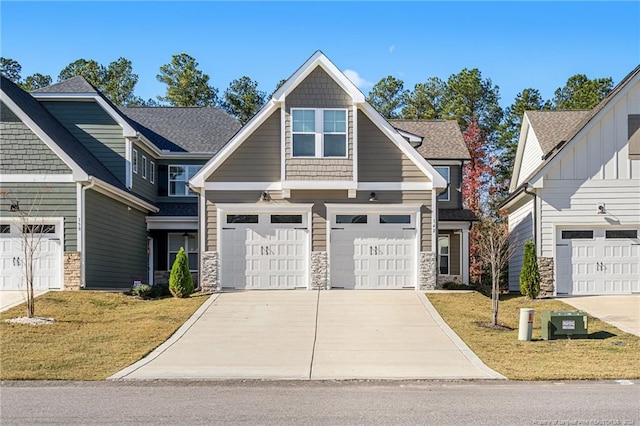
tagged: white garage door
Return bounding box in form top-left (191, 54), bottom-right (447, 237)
top-left (556, 228), bottom-right (640, 295)
top-left (220, 213), bottom-right (309, 289)
top-left (0, 222), bottom-right (62, 291)
top-left (330, 213), bottom-right (416, 289)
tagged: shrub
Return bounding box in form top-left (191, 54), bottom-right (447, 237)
top-left (442, 282), bottom-right (471, 290)
top-left (151, 282), bottom-right (171, 298)
top-left (169, 247), bottom-right (194, 298)
top-left (519, 240), bottom-right (540, 299)
top-left (131, 283), bottom-right (153, 299)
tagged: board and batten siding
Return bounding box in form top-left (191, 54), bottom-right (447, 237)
top-left (537, 80), bottom-right (640, 258)
top-left (131, 142), bottom-right (157, 203)
top-left (205, 190), bottom-right (433, 253)
top-left (84, 189), bottom-right (147, 289)
top-left (507, 197), bottom-right (534, 291)
top-left (0, 183), bottom-right (77, 251)
top-left (516, 125), bottom-right (544, 187)
top-left (0, 102), bottom-right (70, 174)
top-left (208, 110), bottom-right (281, 182)
top-left (41, 100), bottom-right (127, 185)
top-left (358, 111), bottom-right (428, 183)
top-left (284, 66), bottom-right (354, 181)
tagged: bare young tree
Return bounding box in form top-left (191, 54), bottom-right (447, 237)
top-left (475, 217), bottom-right (517, 326)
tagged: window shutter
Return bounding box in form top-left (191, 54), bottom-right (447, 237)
top-left (158, 164), bottom-right (168, 196)
top-left (629, 115), bottom-right (640, 159)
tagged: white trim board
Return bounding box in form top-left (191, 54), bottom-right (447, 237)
top-left (203, 181), bottom-right (434, 191)
top-left (146, 216), bottom-right (198, 231)
top-left (0, 174), bottom-right (74, 183)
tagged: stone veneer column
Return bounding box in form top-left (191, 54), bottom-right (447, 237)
top-left (419, 252), bottom-right (437, 290)
top-left (538, 257), bottom-right (555, 296)
top-left (311, 251), bottom-right (327, 290)
top-left (63, 252), bottom-right (81, 291)
top-left (200, 251), bottom-right (219, 293)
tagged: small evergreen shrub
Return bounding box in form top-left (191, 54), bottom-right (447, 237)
top-left (169, 247), bottom-right (194, 298)
top-left (151, 282), bottom-right (171, 298)
top-left (132, 283), bottom-right (153, 299)
top-left (519, 240), bottom-right (541, 299)
top-left (442, 282), bottom-right (471, 290)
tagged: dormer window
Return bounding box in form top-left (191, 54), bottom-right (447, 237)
top-left (292, 108), bottom-right (347, 158)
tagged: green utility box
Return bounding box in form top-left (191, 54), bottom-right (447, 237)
top-left (541, 311), bottom-right (588, 340)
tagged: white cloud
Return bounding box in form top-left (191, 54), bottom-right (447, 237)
top-left (389, 45), bottom-right (396, 53)
top-left (343, 69), bottom-right (373, 89)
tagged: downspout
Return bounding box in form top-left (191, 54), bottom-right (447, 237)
top-left (523, 184), bottom-right (537, 253)
top-left (80, 177), bottom-right (96, 289)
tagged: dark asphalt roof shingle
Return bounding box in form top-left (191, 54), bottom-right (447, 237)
top-left (152, 203), bottom-right (198, 216)
top-left (119, 107), bottom-right (241, 153)
top-left (439, 209), bottom-right (478, 222)
top-left (525, 110), bottom-right (590, 155)
top-left (389, 120), bottom-right (470, 160)
top-left (32, 76), bottom-right (98, 94)
top-left (1, 75), bottom-right (125, 190)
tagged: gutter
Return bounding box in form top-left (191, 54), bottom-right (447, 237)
top-left (523, 184), bottom-right (537, 253)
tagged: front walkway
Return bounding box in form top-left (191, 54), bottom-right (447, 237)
top-left (110, 290), bottom-right (505, 381)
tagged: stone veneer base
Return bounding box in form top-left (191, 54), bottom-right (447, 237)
top-left (200, 251), bottom-right (220, 293)
top-left (419, 252), bottom-right (437, 290)
top-left (63, 252), bottom-right (81, 291)
top-left (538, 256), bottom-right (554, 297)
top-left (311, 251), bottom-right (328, 290)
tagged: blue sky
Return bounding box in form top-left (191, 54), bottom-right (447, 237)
top-left (1, 1), bottom-right (638, 108)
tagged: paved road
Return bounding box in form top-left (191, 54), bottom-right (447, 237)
top-left (2, 381), bottom-right (638, 425)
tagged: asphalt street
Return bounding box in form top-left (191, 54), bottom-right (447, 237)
top-left (1, 381), bottom-right (638, 425)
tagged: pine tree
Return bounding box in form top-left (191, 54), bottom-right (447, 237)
top-left (169, 247), bottom-right (194, 298)
top-left (519, 240), bottom-right (540, 299)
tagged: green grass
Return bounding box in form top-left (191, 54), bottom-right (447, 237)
top-left (427, 292), bottom-right (640, 380)
top-left (0, 291), bottom-right (208, 380)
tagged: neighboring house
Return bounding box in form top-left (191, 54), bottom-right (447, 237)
top-left (390, 120), bottom-right (476, 285)
top-left (501, 65), bottom-right (640, 296)
top-left (189, 51), bottom-right (448, 291)
top-left (0, 75), bottom-right (240, 291)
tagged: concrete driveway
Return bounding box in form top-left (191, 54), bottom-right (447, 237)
top-left (0, 290), bottom-right (48, 313)
top-left (560, 295), bottom-right (640, 337)
top-left (111, 290), bottom-right (504, 381)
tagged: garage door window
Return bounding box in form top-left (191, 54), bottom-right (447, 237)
top-left (0, 225), bottom-right (9, 234)
top-left (23, 225), bottom-right (55, 234)
top-left (561, 230), bottom-right (593, 239)
top-left (271, 215), bottom-right (303, 224)
top-left (168, 233), bottom-right (198, 271)
top-left (227, 215), bottom-right (258, 224)
top-left (606, 230), bottom-right (638, 239)
top-left (380, 215), bottom-right (411, 224)
top-left (336, 215), bottom-right (367, 224)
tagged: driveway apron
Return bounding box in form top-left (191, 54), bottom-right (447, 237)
top-left (111, 290), bottom-right (504, 380)
top-left (560, 295), bottom-right (640, 337)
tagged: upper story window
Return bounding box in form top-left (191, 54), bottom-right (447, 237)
top-left (142, 156), bottom-right (147, 180)
top-left (292, 108), bottom-right (347, 158)
top-left (169, 165), bottom-right (201, 196)
top-left (150, 161), bottom-right (155, 184)
top-left (434, 166), bottom-right (450, 201)
top-left (132, 149), bottom-right (138, 174)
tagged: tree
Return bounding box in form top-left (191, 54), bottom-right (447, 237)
top-left (494, 88), bottom-right (547, 195)
top-left (270, 78), bottom-right (287, 98)
top-left (402, 77), bottom-right (445, 119)
top-left (103, 57), bottom-right (139, 106)
top-left (367, 75), bottom-right (406, 118)
top-left (169, 247), bottom-right (194, 298)
top-left (21, 73), bottom-right (53, 92)
top-left (157, 53), bottom-right (218, 107)
top-left (475, 217), bottom-right (514, 326)
top-left (552, 74), bottom-right (613, 110)
top-left (58, 59), bottom-right (106, 88)
top-left (441, 68), bottom-right (503, 140)
top-left (0, 57), bottom-right (22, 83)
top-left (519, 240), bottom-right (540, 299)
top-left (221, 76), bottom-right (266, 124)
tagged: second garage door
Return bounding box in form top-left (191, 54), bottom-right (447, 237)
top-left (330, 213), bottom-right (417, 289)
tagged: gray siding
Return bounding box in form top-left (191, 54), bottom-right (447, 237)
top-left (84, 189), bottom-right (147, 289)
top-left (0, 102), bottom-right (70, 174)
top-left (208, 110), bottom-right (280, 182)
top-left (437, 164), bottom-right (462, 209)
top-left (131, 142), bottom-right (157, 202)
top-left (205, 190), bottom-right (433, 252)
top-left (285, 66), bottom-right (354, 180)
top-left (0, 183), bottom-right (77, 251)
top-left (41, 100), bottom-right (126, 185)
top-left (358, 111), bottom-right (427, 182)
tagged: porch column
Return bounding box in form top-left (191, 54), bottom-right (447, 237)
top-left (462, 226), bottom-right (470, 285)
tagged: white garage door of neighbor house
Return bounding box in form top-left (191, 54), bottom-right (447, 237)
top-left (330, 213), bottom-right (417, 289)
top-left (556, 227), bottom-right (640, 295)
top-left (0, 222), bottom-right (62, 291)
top-left (220, 213), bottom-right (309, 289)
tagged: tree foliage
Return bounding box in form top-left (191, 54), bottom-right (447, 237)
top-left (157, 53), bottom-right (218, 107)
top-left (552, 74), bottom-right (613, 110)
top-left (367, 75), bottom-right (406, 118)
top-left (21, 73), bottom-right (53, 92)
top-left (58, 58), bottom-right (105, 88)
top-left (221, 76), bottom-right (266, 124)
top-left (0, 57), bottom-right (22, 82)
top-left (169, 247), bottom-right (194, 298)
top-left (401, 77), bottom-right (445, 119)
top-left (519, 240), bottom-right (540, 299)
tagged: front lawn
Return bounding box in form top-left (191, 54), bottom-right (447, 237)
top-left (1, 291), bottom-right (208, 380)
top-left (427, 292), bottom-right (640, 380)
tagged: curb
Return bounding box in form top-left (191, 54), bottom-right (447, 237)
top-left (108, 293), bottom-right (221, 380)
top-left (415, 291), bottom-right (507, 380)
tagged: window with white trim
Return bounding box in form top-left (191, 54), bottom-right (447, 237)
top-left (132, 149), bottom-right (138, 174)
top-left (168, 233), bottom-right (198, 271)
top-left (434, 166), bottom-right (450, 201)
top-left (150, 161), bottom-right (155, 184)
top-left (438, 235), bottom-right (450, 275)
top-left (169, 165), bottom-right (201, 196)
top-left (292, 108), bottom-right (347, 158)
top-left (142, 156), bottom-right (147, 179)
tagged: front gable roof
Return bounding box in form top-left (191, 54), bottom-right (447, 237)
top-left (389, 119), bottom-right (471, 160)
top-left (191, 52), bottom-right (447, 189)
